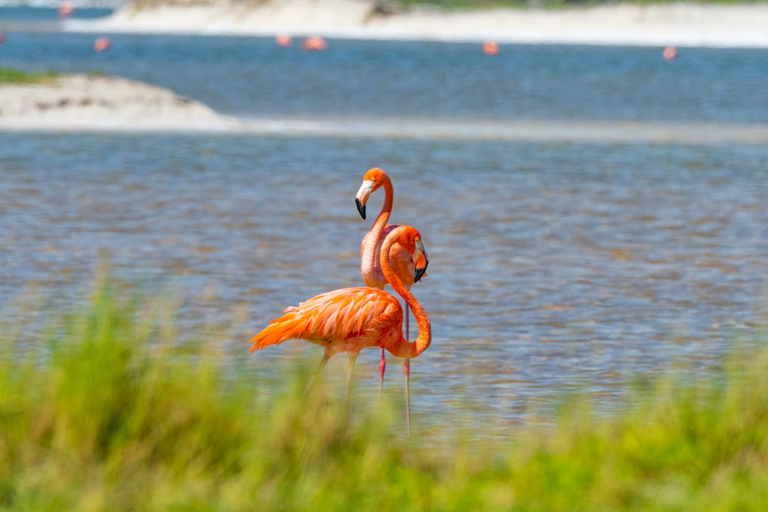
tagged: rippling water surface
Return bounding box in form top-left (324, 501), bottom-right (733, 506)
top-left (2, 9), bottom-right (768, 426)
top-left (2, 134), bottom-right (768, 426)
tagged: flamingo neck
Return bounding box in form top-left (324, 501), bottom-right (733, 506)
top-left (362, 177), bottom-right (394, 284)
top-left (380, 233), bottom-right (431, 359)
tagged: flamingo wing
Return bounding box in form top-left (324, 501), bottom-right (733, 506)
top-left (250, 287), bottom-right (402, 354)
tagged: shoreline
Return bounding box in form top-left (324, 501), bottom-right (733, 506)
top-left (4, 112), bottom-right (768, 145)
top-left (65, 1), bottom-right (768, 48)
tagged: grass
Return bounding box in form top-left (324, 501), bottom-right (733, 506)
top-left (0, 68), bottom-right (58, 85)
top-left (1, 276), bottom-right (768, 510)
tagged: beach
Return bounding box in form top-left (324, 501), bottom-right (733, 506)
top-left (0, 73), bottom-right (233, 131)
top-left (67, 0), bottom-right (768, 48)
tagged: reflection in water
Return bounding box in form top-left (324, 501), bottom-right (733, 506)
top-left (0, 133), bottom-right (767, 426)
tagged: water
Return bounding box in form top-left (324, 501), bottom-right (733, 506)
top-left (2, 25), bottom-right (768, 122)
top-left (2, 8), bottom-right (768, 427)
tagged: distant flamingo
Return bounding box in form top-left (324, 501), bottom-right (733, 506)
top-left (663, 46), bottom-right (678, 62)
top-left (251, 225), bottom-right (430, 433)
top-left (482, 41), bottom-right (499, 56)
top-left (302, 36), bottom-right (327, 51)
top-left (93, 37), bottom-right (111, 52)
top-left (356, 168), bottom-right (426, 398)
top-left (276, 34), bottom-right (292, 47)
top-left (58, 1), bottom-right (74, 19)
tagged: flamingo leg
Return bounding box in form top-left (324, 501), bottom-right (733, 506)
top-left (379, 348), bottom-right (386, 401)
top-left (403, 358), bottom-right (411, 436)
top-left (303, 353), bottom-right (330, 395)
top-left (404, 303), bottom-right (411, 435)
top-left (346, 355), bottom-right (357, 408)
top-left (405, 302), bottom-right (410, 341)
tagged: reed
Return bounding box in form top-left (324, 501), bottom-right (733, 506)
top-left (1, 276), bottom-right (767, 511)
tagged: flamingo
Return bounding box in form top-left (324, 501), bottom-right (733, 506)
top-left (355, 168), bottom-right (427, 401)
top-left (250, 225), bottom-right (430, 433)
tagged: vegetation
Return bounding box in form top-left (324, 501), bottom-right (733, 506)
top-left (1, 276), bottom-right (768, 511)
top-left (0, 68), bottom-right (57, 85)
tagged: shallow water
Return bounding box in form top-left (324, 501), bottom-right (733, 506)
top-left (2, 10), bottom-right (768, 426)
top-left (1, 133), bottom-right (768, 426)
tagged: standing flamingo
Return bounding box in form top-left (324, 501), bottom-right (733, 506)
top-left (356, 168), bottom-right (425, 400)
top-left (250, 225), bottom-right (430, 433)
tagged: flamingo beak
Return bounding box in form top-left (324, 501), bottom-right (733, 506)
top-left (413, 239), bottom-right (429, 283)
top-left (355, 180), bottom-right (374, 220)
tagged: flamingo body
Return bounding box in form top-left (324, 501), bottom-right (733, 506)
top-left (250, 225), bottom-right (430, 362)
top-left (251, 287), bottom-right (403, 358)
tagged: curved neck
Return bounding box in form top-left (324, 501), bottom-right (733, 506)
top-left (372, 176), bottom-right (394, 238)
top-left (362, 176), bottom-right (394, 276)
top-left (381, 232), bottom-right (431, 359)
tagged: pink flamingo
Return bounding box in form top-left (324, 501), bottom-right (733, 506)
top-left (251, 225), bottom-right (430, 433)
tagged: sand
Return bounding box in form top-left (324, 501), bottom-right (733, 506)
top-left (67, 0), bottom-right (768, 48)
top-left (0, 74), bottom-right (233, 131)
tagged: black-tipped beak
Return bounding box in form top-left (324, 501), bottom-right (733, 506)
top-left (414, 257), bottom-right (428, 283)
top-left (356, 197), bottom-right (366, 219)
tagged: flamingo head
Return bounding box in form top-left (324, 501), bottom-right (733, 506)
top-left (396, 226), bottom-right (429, 283)
top-left (355, 167), bottom-right (388, 220)
top-left (413, 234), bottom-right (429, 283)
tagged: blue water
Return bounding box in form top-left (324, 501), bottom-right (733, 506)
top-left (2, 7), bottom-right (768, 429)
top-left (0, 7), bottom-right (113, 20)
top-left (2, 17), bottom-right (768, 122)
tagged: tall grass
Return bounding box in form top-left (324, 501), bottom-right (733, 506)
top-left (1, 277), bottom-right (768, 510)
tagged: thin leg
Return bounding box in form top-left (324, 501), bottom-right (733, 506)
top-left (346, 355), bottom-right (357, 409)
top-left (405, 303), bottom-right (410, 342)
top-left (403, 358), bottom-right (411, 436)
top-left (379, 348), bottom-right (386, 401)
top-left (303, 353), bottom-right (330, 395)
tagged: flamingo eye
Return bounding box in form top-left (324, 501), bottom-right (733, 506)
top-left (414, 236), bottom-right (420, 242)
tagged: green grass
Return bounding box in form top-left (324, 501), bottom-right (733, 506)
top-left (1, 276), bottom-right (768, 510)
top-left (0, 68), bottom-right (58, 85)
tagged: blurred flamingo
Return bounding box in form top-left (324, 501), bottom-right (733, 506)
top-left (251, 225), bottom-right (430, 433)
top-left (663, 46), bottom-right (677, 61)
top-left (58, 1), bottom-right (74, 19)
top-left (356, 167), bottom-right (427, 398)
top-left (93, 37), bottom-right (111, 52)
top-left (482, 41), bottom-right (499, 55)
top-left (302, 36), bottom-right (327, 51)
top-left (276, 34), bottom-right (292, 47)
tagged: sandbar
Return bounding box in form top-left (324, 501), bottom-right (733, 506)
top-left (67, 0), bottom-right (768, 48)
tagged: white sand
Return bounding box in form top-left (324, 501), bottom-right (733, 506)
top-left (67, 0), bottom-right (768, 48)
top-left (0, 74), bottom-right (234, 131)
